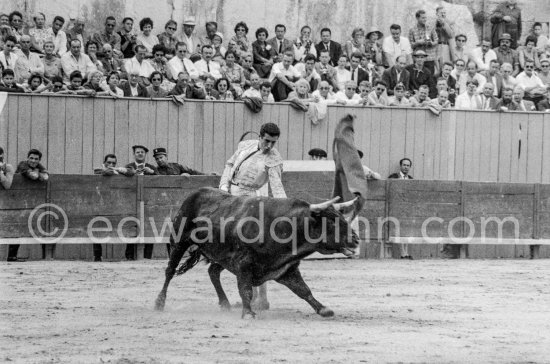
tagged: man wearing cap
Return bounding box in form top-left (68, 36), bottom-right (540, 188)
top-left (179, 17), bottom-right (202, 61)
top-left (409, 9), bottom-right (439, 75)
top-left (490, 0), bottom-right (521, 49)
top-left (153, 147), bottom-right (205, 176)
top-left (406, 49), bottom-right (436, 98)
top-left (382, 55), bottom-right (410, 96)
top-left (308, 148), bottom-right (327, 160)
top-left (494, 33), bottom-right (519, 76)
top-left (125, 145), bottom-right (157, 175)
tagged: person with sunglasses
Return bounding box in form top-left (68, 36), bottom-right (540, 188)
top-left (518, 36), bottom-right (541, 72)
top-left (157, 20), bottom-right (178, 59)
top-left (230, 21), bottom-right (250, 57)
top-left (146, 71), bottom-right (169, 98)
top-left (149, 44), bottom-right (169, 79)
top-left (167, 42), bottom-right (199, 82)
top-left (92, 16), bottom-right (122, 58)
top-left (515, 59), bottom-right (546, 105)
top-left (451, 34), bottom-right (469, 66)
top-left (100, 43), bottom-right (123, 75)
top-left (537, 58), bottom-right (550, 88)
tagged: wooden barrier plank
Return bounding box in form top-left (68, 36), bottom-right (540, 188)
top-left (411, 108), bottom-right (426, 179)
top-left (180, 100), bottom-right (196, 168)
top-left (65, 97), bottom-right (84, 174)
top-left (93, 98), bottom-right (106, 171)
top-left (287, 107), bottom-right (304, 160)
top-left (0, 95), bottom-right (8, 155)
top-left (46, 97), bottom-right (65, 173)
top-left (17, 96), bottom-right (32, 166)
top-left (127, 99), bottom-right (140, 163)
top-left (202, 101), bottom-right (215, 172)
top-left (478, 111), bottom-right (492, 181)
top-left (136, 99), bottom-right (153, 161)
top-left (114, 99), bottom-right (130, 166)
top-left (423, 111), bottom-right (436, 180)
top-left (404, 108), bottom-right (416, 171)
top-left (104, 98), bottom-right (116, 159)
top-left (376, 108), bottom-right (392, 174)
top-left (193, 101), bottom-right (205, 171)
top-left (166, 102), bottom-right (179, 166)
top-left (497, 112), bottom-right (513, 182)
top-left (445, 111), bottom-right (457, 180)
top-left (526, 113), bottom-right (544, 183)
top-left (541, 114), bottom-right (550, 184)
top-left (222, 102), bottom-right (235, 171)
top-left (357, 107), bottom-right (372, 168)
top-left (212, 102), bottom-right (226, 173)
top-left (81, 96), bottom-right (95, 173)
top-left (389, 108), bottom-right (406, 177)
top-left (488, 113), bottom-right (500, 182)
top-left (517, 114), bottom-right (529, 183)
top-left (437, 111), bottom-right (449, 179)
top-left (471, 112), bottom-right (483, 181)
top-left (432, 111), bottom-right (442, 180)
top-left (453, 111), bottom-right (466, 181)
top-left (30, 96), bottom-right (49, 168)
top-left (154, 101), bottom-right (170, 153)
top-left (462, 112), bottom-right (476, 181)
top-left (368, 108), bottom-right (382, 174)
top-left (509, 114), bottom-right (522, 183)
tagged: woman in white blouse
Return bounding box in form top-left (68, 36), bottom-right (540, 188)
top-left (137, 17), bottom-right (159, 58)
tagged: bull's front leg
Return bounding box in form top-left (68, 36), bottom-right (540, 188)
top-left (276, 266), bottom-right (334, 317)
top-left (154, 241), bottom-right (191, 311)
top-left (236, 272), bottom-right (256, 319)
top-left (208, 263), bottom-right (231, 310)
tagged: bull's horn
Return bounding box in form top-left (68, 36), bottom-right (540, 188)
top-left (310, 197), bottom-right (341, 212)
top-left (333, 197), bottom-right (359, 212)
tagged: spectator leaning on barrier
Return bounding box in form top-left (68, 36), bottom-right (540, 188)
top-left (480, 83), bottom-right (499, 111)
top-left (94, 154), bottom-right (134, 177)
top-left (388, 157), bottom-right (413, 260)
top-left (166, 71), bottom-right (205, 99)
top-left (153, 147), bottom-right (205, 176)
top-left (121, 70), bottom-right (149, 98)
top-left (495, 87), bottom-right (519, 111)
top-left (126, 145), bottom-right (157, 175)
top-left (512, 86), bottom-right (536, 112)
top-left (0, 146), bottom-right (14, 190)
top-left (0, 69), bottom-right (25, 93)
top-left (16, 149), bottom-right (49, 182)
top-left (388, 83), bottom-right (410, 106)
top-left (515, 60), bottom-right (546, 106)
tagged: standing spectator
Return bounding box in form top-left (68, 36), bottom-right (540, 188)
top-left (480, 60), bottom-right (504, 98)
top-left (457, 61), bottom-right (486, 95)
top-left (230, 21), bottom-right (250, 58)
top-left (451, 33), bottom-right (470, 65)
top-left (500, 62), bottom-right (517, 89)
top-left (347, 52), bottom-right (369, 89)
top-left (388, 157), bottom-right (414, 259)
top-left (167, 42), bottom-right (199, 81)
top-left (147, 71), bottom-right (168, 98)
top-left (0, 69), bottom-right (24, 93)
top-left (407, 50), bottom-right (436, 98)
top-left (345, 27), bottom-right (367, 59)
top-left (222, 50), bottom-right (245, 96)
top-left (194, 45), bottom-right (222, 80)
top-left (531, 22), bottom-right (549, 55)
top-left (480, 83), bottom-right (499, 110)
top-left (490, 0), bottom-right (522, 49)
top-left (136, 17), bottom-right (159, 57)
top-left (335, 81), bottom-right (365, 105)
top-left (494, 33), bottom-right (520, 76)
top-left (252, 27), bottom-right (275, 79)
top-left (61, 39), bottom-right (97, 83)
top-left (295, 54), bottom-right (321, 92)
top-left (29, 12), bottom-right (49, 54)
top-left (124, 44), bottom-right (155, 86)
top-left (382, 55), bottom-right (410, 96)
top-left (66, 18), bottom-right (87, 52)
top-left (365, 27), bottom-right (383, 65)
top-left (41, 41), bottom-right (62, 80)
top-left (120, 70), bottom-right (149, 97)
top-left (92, 16), bottom-right (122, 58)
top-left (518, 36), bottom-right (541, 72)
top-left (105, 71), bottom-right (124, 97)
top-left (9, 11), bottom-right (25, 43)
top-left (383, 24), bottom-right (412, 68)
top-left (178, 17), bottom-right (201, 61)
top-left (470, 39), bottom-right (497, 72)
top-left (515, 60), bottom-right (546, 105)
top-left (0, 146), bottom-right (14, 190)
top-left (315, 28), bottom-right (342, 67)
top-left (0, 35), bottom-right (18, 70)
top-left (14, 35), bottom-right (44, 84)
top-left (269, 51), bottom-right (300, 101)
top-left (512, 86), bottom-right (536, 111)
top-left (166, 72), bottom-right (205, 99)
top-left (118, 17), bottom-right (137, 60)
top-left (100, 43), bottom-right (123, 75)
top-left (409, 9), bottom-right (438, 75)
top-left (200, 21), bottom-right (218, 47)
top-left (157, 20), bottom-right (178, 58)
top-left (538, 58), bottom-right (550, 88)
top-left (409, 84), bottom-right (431, 107)
top-left (455, 79), bottom-right (482, 110)
top-left (367, 80), bottom-right (389, 106)
top-left (314, 49), bottom-right (338, 91)
top-left (267, 24), bottom-right (293, 63)
top-left (495, 86), bottom-right (519, 111)
top-left (388, 83), bottom-right (410, 106)
top-left (435, 6), bottom-right (454, 74)
top-left (293, 25), bottom-right (316, 63)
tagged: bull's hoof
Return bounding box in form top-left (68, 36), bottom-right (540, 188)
top-left (251, 300), bottom-right (270, 311)
top-left (154, 296), bottom-right (165, 311)
top-left (219, 300), bottom-right (231, 311)
top-left (242, 310), bottom-right (256, 320)
top-left (318, 307), bottom-right (334, 317)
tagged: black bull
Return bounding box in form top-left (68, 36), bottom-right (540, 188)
top-left (155, 114), bottom-right (368, 318)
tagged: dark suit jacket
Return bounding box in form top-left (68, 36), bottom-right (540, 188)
top-left (406, 64), bottom-right (436, 98)
top-left (382, 67), bottom-right (410, 96)
top-left (120, 81), bottom-right (149, 98)
top-left (480, 95), bottom-right (500, 110)
top-left (101, 57), bottom-right (123, 74)
top-left (167, 84), bottom-right (206, 99)
top-left (345, 66), bottom-right (369, 87)
top-left (388, 173), bottom-right (413, 179)
top-left (480, 71), bottom-right (504, 98)
top-left (315, 40), bottom-right (343, 67)
top-left (267, 37), bottom-right (293, 59)
top-left (537, 99), bottom-right (550, 111)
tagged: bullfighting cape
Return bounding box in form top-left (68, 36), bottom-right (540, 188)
top-left (332, 114), bottom-right (367, 212)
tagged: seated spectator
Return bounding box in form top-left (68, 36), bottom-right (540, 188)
top-left (383, 24), bottom-right (413, 67)
top-left (157, 20), bottom-right (178, 58)
top-left (388, 83), bottom-right (411, 106)
top-left (409, 84), bottom-right (431, 107)
top-left (215, 77), bottom-right (234, 100)
top-left (382, 55), bottom-right (410, 96)
top-left (532, 22), bottom-right (549, 55)
top-left (0, 35), bottom-right (18, 71)
top-left (480, 60), bottom-right (503, 98)
top-left (147, 71), bottom-right (169, 98)
top-left (457, 61), bottom-right (486, 94)
top-left (518, 36), bottom-right (540, 72)
top-left (200, 21), bottom-right (218, 47)
top-left (430, 89), bottom-right (452, 109)
top-left (211, 32), bottom-right (226, 64)
top-left (240, 73), bottom-right (262, 99)
top-left (66, 70), bottom-right (96, 96)
top-left (203, 76), bottom-right (219, 99)
top-left (335, 80), bottom-right (365, 105)
top-left (308, 148), bottom-right (327, 160)
top-left (231, 21), bottom-right (251, 58)
top-left (537, 88), bottom-right (550, 111)
top-left (153, 147), bottom-right (205, 176)
top-left (470, 39), bottom-right (497, 72)
top-left (345, 27), bottom-right (367, 58)
top-left (61, 39), bottom-right (97, 84)
top-left (167, 42), bottom-right (199, 81)
top-left (105, 72), bottom-right (124, 97)
top-left (348, 52), bottom-right (369, 88)
top-left (195, 45), bottom-right (222, 80)
top-left (167, 71), bottom-right (205, 99)
top-left (455, 79), bottom-right (482, 109)
top-left (241, 53), bottom-right (258, 88)
top-left (221, 50), bottom-right (245, 96)
top-left (120, 70), bottom-right (149, 97)
top-left (495, 87), bottom-right (519, 111)
top-left (16, 149), bottom-right (49, 182)
top-left (311, 80), bottom-right (337, 104)
top-left (124, 44), bottom-right (155, 87)
top-left (512, 86), bottom-right (536, 111)
top-left (293, 25), bottom-right (316, 63)
top-left (435, 76), bottom-right (455, 106)
top-left (125, 145), bottom-right (157, 175)
top-left (480, 83), bottom-right (499, 110)
top-left (494, 33), bottom-right (519, 76)
top-left (136, 17), bottom-right (159, 57)
top-left (29, 12), bottom-right (48, 54)
top-left (94, 154), bottom-right (134, 176)
top-left (501, 62), bottom-right (517, 89)
top-left (286, 78), bottom-right (315, 103)
top-left (9, 11), bottom-right (25, 43)
top-left (365, 27), bottom-right (383, 65)
top-left (515, 60), bottom-right (546, 105)
top-left (407, 50), bottom-right (436, 98)
top-left (92, 16), bottom-right (122, 58)
top-left (367, 80), bottom-right (389, 106)
top-left (252, 27), bottom-right (275, 79)
top-left (14, 35), bottom-right (45, 84)
top-left (335, 54), bottom-right (351, 91)
top-left (44, 75), bottom-right (69, 94)
top-left (25, 73), bottom-right (48, 93)
top-left (269, 51), bottom-right (300, 101)
top-left (0, 146), bottom-right (14, 190)
top-left (84, 41), bottom-right (105, 73)
top-left (450, 58), bottom-right (466, 83)
top-left (101, 43), bottom-right (123, 76)
top-left (83, 71), bottom-right (110, 95)
top-left (41, 41), bottom-right (62, 80)
top-left (358, 80), bottom-right (372, 101)
top-left (388, 158), bottom-right (413, 179)
top-left (315, 49), bottom-right (338, 91)
top-left (315, 27), bottom-right (342, 67)
top-left (118, 17), bottom-right (137, 60)
top-left (179, 17), bottom-right (201, 60)
top-left (259, 81), bottom-right (275, 102)
top-left (0, 69), bottom-right (25, 93)
top-left (538, 58), bottom-right (550, 88)
top-left (295, 53), bottom-right (321, 91)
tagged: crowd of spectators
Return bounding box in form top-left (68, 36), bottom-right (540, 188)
top-left (0, 6), bottom-right (549, 114)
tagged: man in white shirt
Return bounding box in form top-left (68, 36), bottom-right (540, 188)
top-left (335, 81), bottom-right (365, 105)
top-left (457, 61), bottom-right (486, 94)
top-left (311, 80), bottom-right (337, 104)
top-left (367, 80), bottom-right (389, 106)
top-left (194, 45), bottom-right (222, 80)
top-left (469, 39), bottom-right (497, 72)
top-left (455, 79), bottom-right (482, 109)
top-left (178, 17), bottom-right (202, 61)
top-left (167, 42), bottom-right (199, 81)
top-left (47, 15), bottom-right (67, 57)
top-left (295, 54), bottom-right (321, 91)
top-left (269, 51), bottom-right (301, 101)
top-left (0, 36), bottom-right (18, 71)
top-left (61, 39), bottom-right (97, 83)
top-left (14, 35), bottom-right (44, 84)
top-left (382, 24), bottom-right (413, 67)
top-left (124, 44), bottom-right (156, 86)
top-left (241, 73), bottom-right (262, 98)
top-left (515, 59), bottom-right (547, 105)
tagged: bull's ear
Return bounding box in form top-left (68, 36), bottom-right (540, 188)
top-left (310, 196), bottom-right (340, 212)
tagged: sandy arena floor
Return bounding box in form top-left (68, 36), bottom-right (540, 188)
top-left (1, 258), bottom-right (550, 363)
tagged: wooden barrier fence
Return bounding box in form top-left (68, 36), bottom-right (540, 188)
top-left (2, 94), bottom-right (550, 183)
top-left (1, 174), bottom-right (550, 261)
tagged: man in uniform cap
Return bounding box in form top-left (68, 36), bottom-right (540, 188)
top-left (308, 148), bottom-right (327, 160)
top-left (153, 147), bottom-right (205, 176)
top-left (126, 145), bottom-right (157, 175)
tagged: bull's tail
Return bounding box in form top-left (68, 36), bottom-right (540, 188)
top-left (175, 248), bottom-right (205, 276)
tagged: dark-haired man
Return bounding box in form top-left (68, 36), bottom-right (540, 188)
top-left (388, 158), bottom-right (413, 179)
top-left (314, 28), bottom-right (342, 66)
top-left (94, 154), bottom-right (134, 176)
top-left (382, 55), bottom-right (410, 96)
top-left (153, 148), bottom-right (205, 176)
top-left (194, 44), bottom-right (222, 80)
top-left (315, 49), bottom-right (338, 91)
top-left (383, 24), bottom-right (412, 67)
top-left (267, 24), bottom-right (293, 63)
top-left (92, 16), bottom-right (122, 57)
top-left (61, 39), bottom-right (97, 83)
top-left (125, 145), bottom-right (157, 175)
top-left (16, 149), bottom-right (49, 181)
top-left (409, 9), bottom-right (438, 75)
top-left (47, 15), bottom-right (67, 57)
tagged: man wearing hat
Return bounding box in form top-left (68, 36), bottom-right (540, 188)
top-left (406, 49), bottom-right (436, 98)
top-left (125, 145), bottom-right (157, 175)
top-left (494, 33), bottom-right (520, 77)
top-left (490, 0), bottom-right (522, 49)
top-left (179, 16), bottom-right (202, 62)
top-left (308, 148), bottom-right (327, 160)
top-left (409, 9), bottom-right (438, 76)
top-left (153, 147), bottom-right (205, 176)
